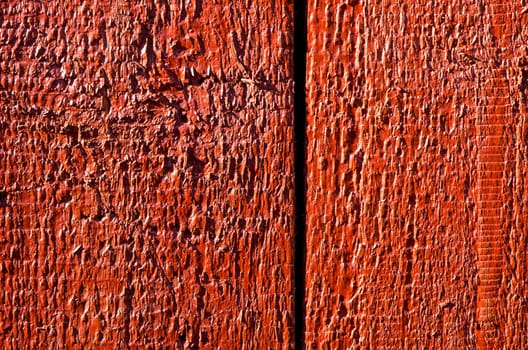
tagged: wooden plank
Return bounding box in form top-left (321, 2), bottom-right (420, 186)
top-left (0, 0), bottom-right (295, 348)
top-left (305, 0), bottom-right (527, 348)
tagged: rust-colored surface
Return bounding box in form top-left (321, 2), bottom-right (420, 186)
top-left (306, 1), bottom-right (528, 349)
top-left (0, 0), bottom-right (295, 348)
top-left (4, 0), bottom-right (528, 348)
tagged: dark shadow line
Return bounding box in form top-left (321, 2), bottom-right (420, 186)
top-left (293, 0), bottom-right (307, 348)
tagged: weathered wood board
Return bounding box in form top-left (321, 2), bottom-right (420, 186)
top-left (0, 0), bottom-right (295, 348)
top-left (305, 1), bottom-right (528, 349)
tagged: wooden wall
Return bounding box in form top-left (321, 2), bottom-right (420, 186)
top-left (1, 0), bottom-right (528, 349)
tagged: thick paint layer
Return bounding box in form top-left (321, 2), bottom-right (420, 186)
top-left (0, 1), bottom-right (295, 348)
top-left (305, 1), bottom-right (528, 348)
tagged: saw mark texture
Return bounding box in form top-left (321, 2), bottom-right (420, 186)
top-left (0, 0), bottom-right (295, 348)
top-left (3, 0), bottom-right (528, 349)
top-left (305, 0), bottom-right (528, 349)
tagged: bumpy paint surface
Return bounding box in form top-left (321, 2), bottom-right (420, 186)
top-left (0, 0), bottom-right (295, 348)
top-left (306, 1), bottom-right (528, 349)
top-left (3, 0), bottom-right (528, 348)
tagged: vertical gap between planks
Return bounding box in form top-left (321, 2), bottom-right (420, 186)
top-left (293, 0), bottom-right (307, 348)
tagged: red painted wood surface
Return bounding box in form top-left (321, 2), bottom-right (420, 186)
top-left (305, 1), bottom-right (528, 349)
top-left (0, 0), bottom-right (295, 348)
top-left (3, 0), bottom-right (528, 348)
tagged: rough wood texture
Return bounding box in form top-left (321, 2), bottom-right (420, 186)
top-left (306, 0), bottom-right (528, 348)
top-left (0, 1), bottom-right (295, 348)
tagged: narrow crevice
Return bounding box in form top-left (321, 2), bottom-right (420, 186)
top-left (293, 0), bottom-right (307, 348)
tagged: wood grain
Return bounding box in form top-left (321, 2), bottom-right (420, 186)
top-left (305, 0), bottom-right (528, 348)
top-left (0, 0), bottom-right (295, 348)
